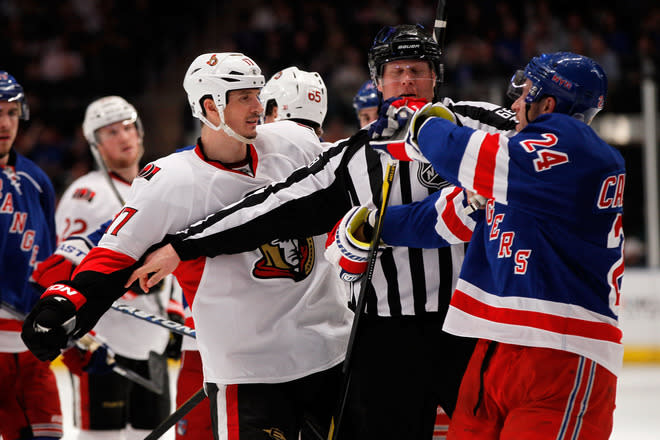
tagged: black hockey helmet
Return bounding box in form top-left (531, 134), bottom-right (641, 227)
top-left (367, 24), bottom-right (443, 85)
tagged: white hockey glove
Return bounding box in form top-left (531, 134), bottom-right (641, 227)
top-left (325, 206), bottom-right (385, 282)
top-left (368, 97), bottom-right (430, 139)
top-left (370, 102), bottom-right (457, 162)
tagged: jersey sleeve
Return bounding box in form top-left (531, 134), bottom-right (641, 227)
top-left (170, 134), bottom-right (366, 261)
top-left (64, 159), bottom-right (197, 334)
top-left (382, 186), bottom-right (475, 248)
top-left (415, 114), bottom-right (602, 220)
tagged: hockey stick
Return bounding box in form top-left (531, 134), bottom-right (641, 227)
top-left (77, 334), bottom-right (165, 394)
top-left (90, 146), bottom-right (126, 205)
top-left (2, 299), bottom-right (166, 394)
top-left (328, 159), bottom-right (398, 440)
top-left (110, 302), bottom-right (197, 338)
top-left (143, 387), bottom-right (206, 440)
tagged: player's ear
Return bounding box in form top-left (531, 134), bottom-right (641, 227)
top-left (202, 97), bottom-right (218, 116)
top-left (542, 96), bottom-right (556, 114)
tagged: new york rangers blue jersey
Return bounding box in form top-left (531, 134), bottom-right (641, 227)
top-left (384, 113), bottom-right (626, 374)
top-left (1, 150), bottom-right (56, 319)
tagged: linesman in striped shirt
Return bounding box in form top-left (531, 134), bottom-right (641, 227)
top-left (125, 25), bottom-right (517, 439)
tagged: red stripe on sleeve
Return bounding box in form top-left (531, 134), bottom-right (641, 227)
top-left (441, 188), bottom-right (474, 242)
top-left (72, 247), bottom-right (137, 277)
top-left (174, 257), bottom-right (206, 312)
top-left (451, 289), bottom-right (623, 344)
top-left (473, 133), bottom-right (501, 198)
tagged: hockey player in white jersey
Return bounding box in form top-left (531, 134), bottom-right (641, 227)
top-left (260, 66), bottom-right (328, 139)
top-left (23, 52), bottom-right (352, 440)
top-left (122, 25), bottom-right (519, 440)
top-left (29, 96), bottom-right (182, 439)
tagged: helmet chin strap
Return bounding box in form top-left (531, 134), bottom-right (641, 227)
top-left (218, 105), bottom-right (254, 144)
top-left (199, 105), bottom-right (255, 145)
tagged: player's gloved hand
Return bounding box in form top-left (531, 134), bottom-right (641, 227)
top-left (62, 336), bottom-right (115, 376)
top-left (30, 236), bottom-right (92, 290)
top-left (31, 255), bottom-right (76, 289)
top-left (367, 97), bottom-right (429, 140)
top-left (325, 206), bottom-right (386, 282)
top-left (370, 102), bottom-right (457, 162)
top-left (21, 282), bottom-right (87, 361)
top-left (165, 300), bottom-right (184, 360)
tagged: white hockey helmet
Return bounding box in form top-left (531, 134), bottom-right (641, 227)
top-left (260, 66), bottom-right (327, 127)
top-left (82, 96), bottom-right (143, 147)
top-left (183, 52), bottom-right (265, 142)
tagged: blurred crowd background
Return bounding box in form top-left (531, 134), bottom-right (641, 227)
top-left (2, 0), bottom-right (658, 264)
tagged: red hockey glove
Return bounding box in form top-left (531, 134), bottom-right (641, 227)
top-left (62, 337), bottom-right (115, 376)
top-left (370, 102), bottom-right (457, 161)
top-left (367, 96), bottom-right (429, 140)
top-left (31, 255), bottom-right (76, 289)
top-left (325, 206), bottom-right (386, 282)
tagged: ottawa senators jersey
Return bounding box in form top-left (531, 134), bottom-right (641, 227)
top-left (56, 170), bottom-right (172, 359)
top-left (77, 121), bottom-right (351, 383)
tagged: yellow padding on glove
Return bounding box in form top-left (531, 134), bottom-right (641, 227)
top-left (346, 206), bottom-right (373, 250)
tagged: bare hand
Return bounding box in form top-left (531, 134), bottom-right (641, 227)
top-left (125, 244), bottom-right (181, 292)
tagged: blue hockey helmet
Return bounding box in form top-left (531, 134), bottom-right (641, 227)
top-left (508, 52), bottom-right (607, 124)
top-left (353, 80), bottom-right (380, 112)
top-left (0, 71), bottom-right (29, 120)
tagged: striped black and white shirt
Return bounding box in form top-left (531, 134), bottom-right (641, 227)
top-left (171, 99), bottom-right (517, 317)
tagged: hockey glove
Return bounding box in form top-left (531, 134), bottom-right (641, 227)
top-left (21, 282), bottom-right (87, 361)
top-left (30, 236), bottom-right (93, 289)
top-left (62, 335), bottom-right (115, 376)
top-left (368, 97), bottom-right (429, 140)
top-left (165, 299), bottom-right (184, 360)
top-left (370, 102), bottom-right (457, 162)
top-left (324, 206), bottom-right (385, 282)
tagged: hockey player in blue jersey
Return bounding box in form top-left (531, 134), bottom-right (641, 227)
top-left (352, 80), bottom-right (380, 128)
top-left (0, 71), bottom-right (64, 439)
top-left (355, 52), bottom-right (624, 440)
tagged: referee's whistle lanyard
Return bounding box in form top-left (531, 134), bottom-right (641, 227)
top-left (473, 340), bottom-right (498, 416)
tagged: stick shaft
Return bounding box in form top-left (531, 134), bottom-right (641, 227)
top-left (143, 387), bottom-right (206, 440)
top-left (329, 160), bottom-right (398, 440)
top-left (111, 302), bottom-right (196, 339)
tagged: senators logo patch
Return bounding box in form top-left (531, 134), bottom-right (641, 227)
top-left (417, 162), bottom-right (450, 189)
top-left (253, 237), bottom-right (315, 282)
top-left (207, 54), bottom-right (218, 66)
top-left (138, 164), bottom-right (161, 181)
top-left (72, 187), bottom-right (96, 202)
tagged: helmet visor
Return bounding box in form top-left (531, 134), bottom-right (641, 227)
top-left (506, 70), bottom-right (527, 101)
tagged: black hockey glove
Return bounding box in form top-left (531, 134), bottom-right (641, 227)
top-left (22, 286), bottom-right (82, 361)
top-left (165, 299), bottom-right (184, 360)
top-left (165, 312), bottom-right (184, 360)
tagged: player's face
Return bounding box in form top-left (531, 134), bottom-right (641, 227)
top-left (511, 79), bottom-right (547, 132)
top-left (224, 89), bottom-right (263, 139)
top-left (95, 120), bottom-right (143, 170)
top-left (358, 107), bottom-right (379, 128)
top-left (378, 59), bottom-right (436, 102)
top-left (0, 100), bottom-right (20, 165)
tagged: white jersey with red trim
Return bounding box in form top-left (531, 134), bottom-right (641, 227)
top-left (56, 170), bottom-right (172, 359)
top-left (94, 120), bottom-right (351, 384)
